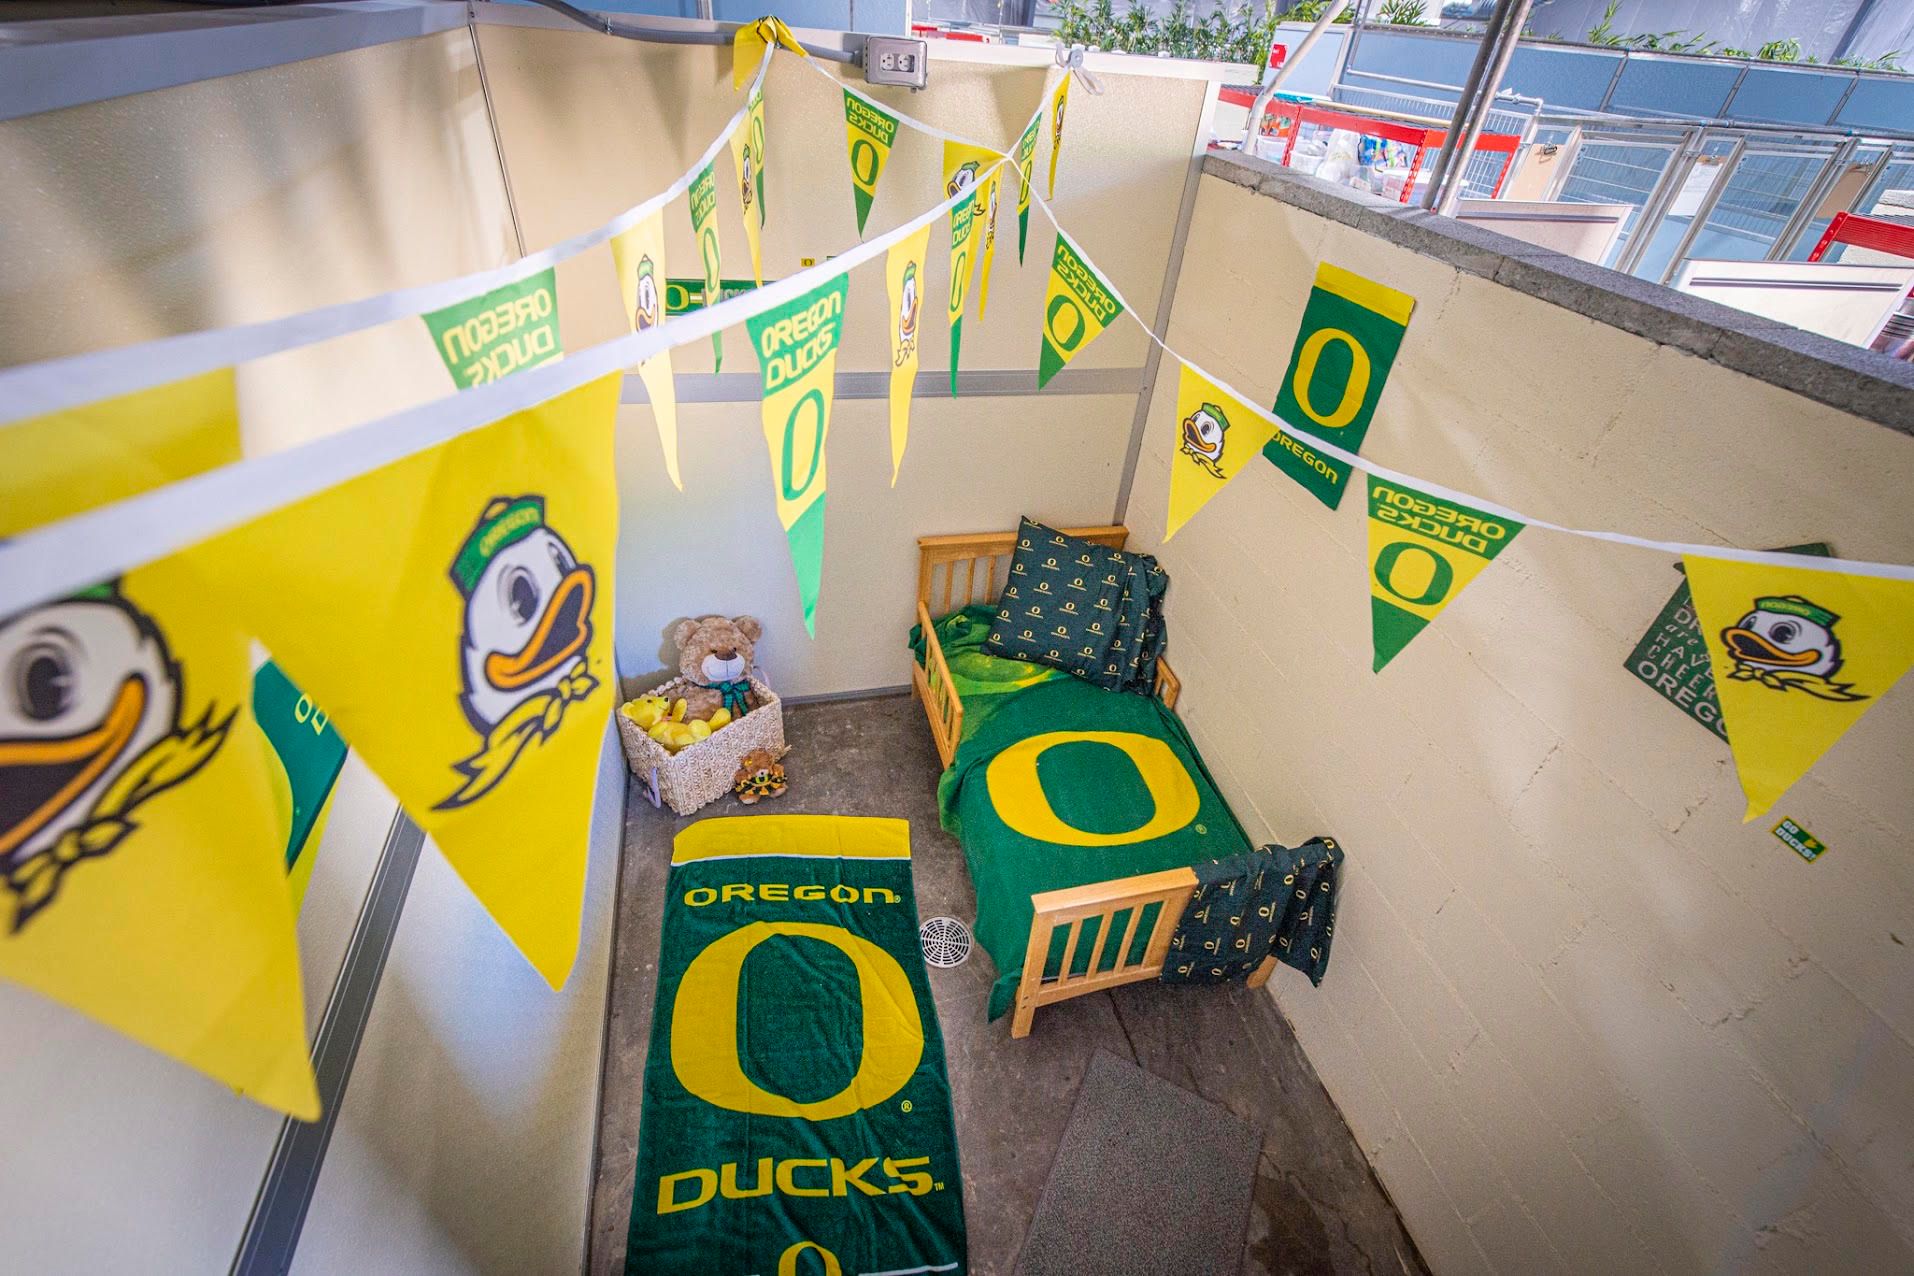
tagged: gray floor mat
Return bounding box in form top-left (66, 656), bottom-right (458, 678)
top-left (1016, 1049), bottom-right (1263, 1276)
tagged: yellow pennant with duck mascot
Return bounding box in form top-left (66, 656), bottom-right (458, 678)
top-left (1685, 554), bottom-right (1914, 820)
top-left (189, 376), bottom-right (622, 987)
top-left (0, 370), bottom-right (318, 1118)
top-left (611, 208), bottom-right (684, 490)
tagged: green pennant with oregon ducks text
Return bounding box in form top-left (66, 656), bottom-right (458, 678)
top-left (688, 162), bottom-right (725, 371)
top-left (1014, 111), bottom-right (1041, 263)
top-left (843, 90), bottom-right (898, 236)
top-left (747, 271), bottom-right (850, 637)
top-left (1367, 475), bottom-right (1522, 671)
top-left (1265, 262), bottom-right (1413, 509)
top-left (420, 268), bottom-right (560, 389)
top-left (1037, 232), bottom-right (1122, 388)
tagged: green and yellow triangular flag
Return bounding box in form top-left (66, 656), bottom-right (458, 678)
top-left (421, 270), bottom-right (561, 389)
top-left (943, 141), bottom-right (998, 396)
top-left (886, 224), bottom-right (931, 484)
top-left (843, 90), bottom-right (898, 237)
top-left (1367, 475), bottom-right (1522, 671)
top-left (688, 161), bottom-right (725, 371)
top-left (1037, 231), bottom-right (1122, 388)
top-left (1014, 110), bottom-right (1041, 263)
top-left (1685, 555), bottom-right (1914, 819)
top-left (746, 271), bottom-right (851, 635)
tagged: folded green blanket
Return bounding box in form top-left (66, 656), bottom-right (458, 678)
top-left (937, 677), bottom-right (1252, 1019)
top-left (1162, 836), bottom-right (1344, 986)
top-left (909, 603), bottom-right (1064, 743)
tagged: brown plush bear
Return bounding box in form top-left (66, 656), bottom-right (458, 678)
top-left (671, 614), bottom-right (763, 721)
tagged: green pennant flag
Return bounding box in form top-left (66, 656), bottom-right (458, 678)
top-left (1014, 111), bottom-right (1041, 264)
top-left (843, 90), bottom-right (898, 236)
top-left (1037, 233), bottom-right (1122, 388)
top-left (747, 271), bottom-right (851, 637)
top-left (1265, 262), bottom-right (1414, 510)
top-left (251, 660), bottom-right (347, 911)
top-left (688, 162), bottom-right (725, 371)
top-left (420, 268), bottom-right (560, 389)
top-left (1367, 475), bottom-right (1522, 671)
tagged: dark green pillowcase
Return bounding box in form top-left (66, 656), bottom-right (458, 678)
top-left (985, 517), bottom-right (1168, 693)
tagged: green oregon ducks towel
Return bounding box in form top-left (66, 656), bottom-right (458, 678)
top-left (627, 816), bottom-right (966, 1276)
top-left (936, 678), bottom-right (1252, 1020)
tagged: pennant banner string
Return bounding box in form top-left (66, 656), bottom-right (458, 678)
top-left (0, 47), bottom-right (775, 429)
top-left (1, 43), bottom-right (1910, 602)
top-left (0, 157), bottom-right (1013, 620)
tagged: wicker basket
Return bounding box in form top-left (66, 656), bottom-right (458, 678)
top-left (616, 674), bottom-right (785, 816)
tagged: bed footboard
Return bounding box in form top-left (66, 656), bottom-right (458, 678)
top-left (1010, 869), bottom-right (1277, 1037)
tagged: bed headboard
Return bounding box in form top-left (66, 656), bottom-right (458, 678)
top-left (915, 525), bottom-right (1129, 617)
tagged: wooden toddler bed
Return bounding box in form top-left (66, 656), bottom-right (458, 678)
top-left (912, 526), bottom-right (1271, 1038)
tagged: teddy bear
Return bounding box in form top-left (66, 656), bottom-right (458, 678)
top-left (671, 614), bottom-right (763, 721)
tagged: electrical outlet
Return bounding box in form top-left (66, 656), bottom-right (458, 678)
top-left (863, 36), bottom-right (929, 90)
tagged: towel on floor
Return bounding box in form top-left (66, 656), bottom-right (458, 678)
top-left (1162, 836), bottom-right (1344, 987)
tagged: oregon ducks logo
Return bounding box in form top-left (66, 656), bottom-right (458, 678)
top-left (740, 143), bottom-right (757, 217)
top-left (0, 584), bottom-right (232, 931)
top-left (895, 260), bottom-right (920, 366)
top-left (985, 730), bottom-right (1200, 846)
top-left (1179, 401), bottom-right (1229, 478)
top-left (1720, 595), bottom-right (1866, 701)
top-left (670, 920), bottom-right (924, 1117)
top-left (440, 495), bottom-right (598, 808)
top-left (984, 180), bottom-right (999, 249)
top-left (633, 254), bottom-right (661, 331)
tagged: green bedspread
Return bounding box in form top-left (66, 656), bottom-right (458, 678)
top-left (935, 677), bottom-right (1253, 1020)
top-left (909, 603), bottom-right (1064, 742)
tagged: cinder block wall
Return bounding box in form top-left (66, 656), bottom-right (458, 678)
top-left (1128, 155), bottom-right (1914, 1273)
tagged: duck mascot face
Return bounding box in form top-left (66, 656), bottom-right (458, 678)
top-left (896, 261), bottom-right (920, 365)
top-left (633, 255), bottom-right (662, 331)
top-left (441, 496), bottom-right (600, 808)
top-left (739, 145), bottom-right (756, 217)
top-left (1719, 594), bottom-right (1865, 702)
top-left (946, 161), bottom-right (978, 202)
top-left (0, 584), bottom-right (229, 930)
top-left (1179, 402), bottom-right (1229, 478)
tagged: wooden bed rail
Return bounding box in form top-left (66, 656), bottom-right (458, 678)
top-left (912, 600), bottom-right (964, 769)
top-left (1013, 868), bottom-right (1198, 1038)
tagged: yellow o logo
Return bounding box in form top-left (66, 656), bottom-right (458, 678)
top-left (985, 731), bottom-right (1199, 846)
top-left (779, 1241), bottom-right (842, 1276)
top-left (670, 921), bottom-right (923, 1118)
top-left (1291, 327), bottom-right (1371, 430)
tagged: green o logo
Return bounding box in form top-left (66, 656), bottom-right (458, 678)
top-left (1046, 294), bottom-right (1086, 353)
top-left (1292, 327), bottom-right (1372, 430)
top-left (664, 280), bottom-right (691, 313)
top-left (701, 231), bottom-right (720, 283)
top-left (1374, 540), bottom-right (1453, 606)
top-left (781, 387), bottom-right (826, 502)
top-left (850, 137), bottom-right (880, 187)
top-left (948, 250), bottom-right (969, 310)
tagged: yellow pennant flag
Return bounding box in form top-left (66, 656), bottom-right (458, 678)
top-left (730, 86), bottom-right (768, 286)
top-left (1165, 363), bottom-right (1279, 540)
top-left (0, 372), bottom-right (318, 1118)
top-left (885, 223), bottom-right (932, 485)
top-left (976, 163), bottom-right (1004, 320)
top-left (190, 377), bottom-right (624, 987)
top-left (943, 141), bottom-right (999, 396)
top-left (733, 15), bottom-right (805, 90)
top-left (1685, 555), bottom-right (1914, 820)
top-left (612, 209), bottom-right (683, 490)
top-left (746, 272), bottom-right (851, 636)
top-left (1367, 475), bottom-right (1523, 672)
top-left (1047, 72), bottom-right (1070, 199)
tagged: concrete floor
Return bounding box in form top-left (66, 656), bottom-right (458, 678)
top-left (586, 694), bottom-right (1428, 1276)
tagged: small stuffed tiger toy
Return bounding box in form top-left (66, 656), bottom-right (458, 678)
top-left (733, 749), bottom-right (788, 804)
